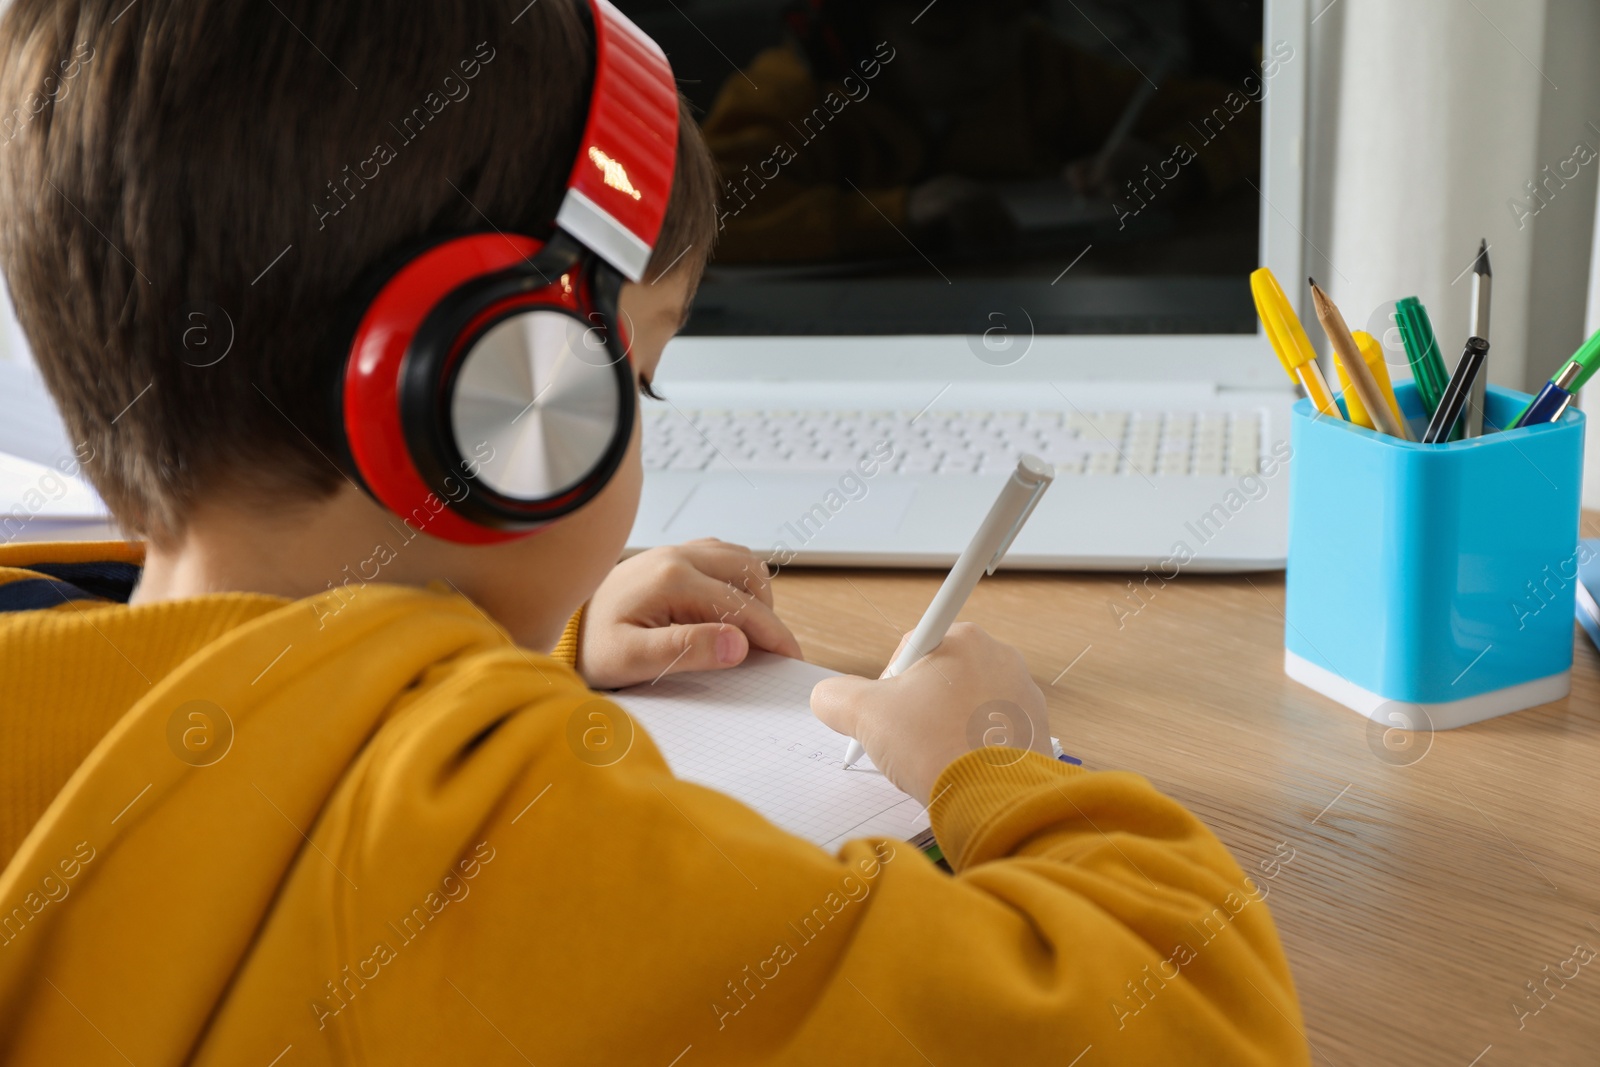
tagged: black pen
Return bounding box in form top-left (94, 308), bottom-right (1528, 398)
top-left (1423, 337), bottom-right (1489, 444)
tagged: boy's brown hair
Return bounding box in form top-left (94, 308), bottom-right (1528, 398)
top-left (0, 0), bottom-right (716, 540)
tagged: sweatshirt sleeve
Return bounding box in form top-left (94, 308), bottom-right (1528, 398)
top-left (910, 750), bottom-right (1309, 1062)
top-left (550, 605), bottom-right (584, 668)
top-left (252, 653), bottom-right (1309, 1066)
top-left (551, 744), bottom-right (1308, 1065)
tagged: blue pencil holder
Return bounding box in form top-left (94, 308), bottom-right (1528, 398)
top-left (1284, 382), bottom-right (1584, 729)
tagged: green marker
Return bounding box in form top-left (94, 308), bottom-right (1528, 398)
top-left (1566, 326), bottom-right (1600, 390)
top-left (1509, 326), bottom-right (1600, 429)
top-left (1395, 297), bottom-right (1450, 417)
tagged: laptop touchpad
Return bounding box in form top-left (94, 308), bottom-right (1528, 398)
top-left (659, 475), bottom-right (918, 551)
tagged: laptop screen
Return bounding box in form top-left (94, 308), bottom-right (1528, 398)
top-left (616, 0), bottom-right (1268, 339)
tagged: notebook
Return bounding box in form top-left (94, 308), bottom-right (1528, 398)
top-left (610, 651), bottom-right (934, 853)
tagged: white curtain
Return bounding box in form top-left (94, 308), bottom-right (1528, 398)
top-left (1307, 0), bottom-right (1600, 403)
top-left (1583, 161), bottom-right (1600, 508)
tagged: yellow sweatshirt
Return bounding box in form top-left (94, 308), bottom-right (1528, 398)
top-left (0, 542), bottom-right (1308, 1065)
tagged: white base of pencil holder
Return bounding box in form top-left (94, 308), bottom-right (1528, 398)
top-left (1284, 651), bottom-right (1571, 731)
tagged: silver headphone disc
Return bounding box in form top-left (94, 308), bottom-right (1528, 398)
top-left (449, 309), bottom-right (623, 501)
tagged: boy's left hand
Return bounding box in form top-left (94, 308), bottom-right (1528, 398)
top-left (577, 538), bottom-right (803, 689)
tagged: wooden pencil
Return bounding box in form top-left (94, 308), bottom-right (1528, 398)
top-left (1309, 279), bottom-right (1414, 441)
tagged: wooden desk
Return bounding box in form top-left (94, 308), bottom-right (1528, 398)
top-left (775, 515), bottom-right (1600, 1067)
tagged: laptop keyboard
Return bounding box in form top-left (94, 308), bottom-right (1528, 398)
top-left (643, 408), bottom-right (1265, 478)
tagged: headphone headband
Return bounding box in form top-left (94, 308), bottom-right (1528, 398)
top-left (556, 0), bottom-right (680, 282)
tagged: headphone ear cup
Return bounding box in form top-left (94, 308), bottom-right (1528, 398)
top-left (445, 304), bottom-right (633, 508)
top-left (341, 233), bottom-right (550, 545)
top-left (343, 234), bottom-right (637, 543)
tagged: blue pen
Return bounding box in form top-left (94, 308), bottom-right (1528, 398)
top-left (1511, 332), bottom-right (1600, 428)
top-left (1512, 361), bottom-right (1583, 429)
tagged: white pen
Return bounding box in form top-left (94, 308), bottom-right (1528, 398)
top-left (1465, 239), bottom-right (1491, 437)
top-left (841, 455), bottom-right (1055, 769)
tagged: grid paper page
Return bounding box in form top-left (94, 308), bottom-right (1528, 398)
top-left (611, 652), bottom-right (929, 851)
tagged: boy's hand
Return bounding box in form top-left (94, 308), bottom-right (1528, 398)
top-left (810, 623), bottom-right (1051, 804)
top-left (577, 539), bottom-right (803, 689)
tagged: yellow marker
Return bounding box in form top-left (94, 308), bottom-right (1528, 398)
top-left (1250, 267), bottom-right (1341, 418)
top-left (1336, 331), bottom-right (1409, 433)
top-left (1334, 353), bottom-right (1373, 429)
top-left (1354, 330), bottom-right (1404, 429)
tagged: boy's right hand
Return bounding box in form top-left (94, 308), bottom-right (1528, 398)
top-left (810, 623), bottom-right (1052, 805)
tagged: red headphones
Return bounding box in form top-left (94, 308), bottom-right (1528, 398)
top-left (339, 0), bottom-right (678, 545)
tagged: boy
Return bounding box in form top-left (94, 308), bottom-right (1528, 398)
top-left (0, 1), bottom-right (1308, 1063)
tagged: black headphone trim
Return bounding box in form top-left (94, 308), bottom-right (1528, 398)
top-left (396, 236), bottom-right (637, 530)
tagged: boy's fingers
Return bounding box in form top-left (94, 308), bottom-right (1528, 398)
top-left (682, 574), bottom-right (801, 659)
top-left (686, 536), bottom-right (753, 554)
top-left (720, 596), bottom-right (803, 660)
top-left (632, 622), bottom-right (750, 680)
top-left (810, 674), bottom-right (874, 738)
top-left (675, 541), bottom-right (776, 606)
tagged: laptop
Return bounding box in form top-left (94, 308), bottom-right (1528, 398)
top-left (0, 2), bottom-right (1311, 570)
top-left (623, 0), bottom-right (1309, 571)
